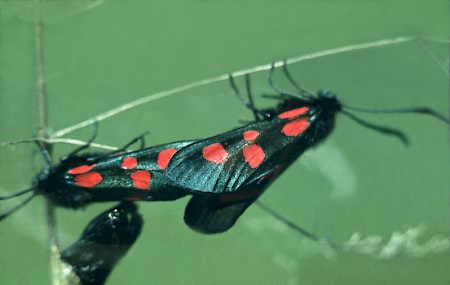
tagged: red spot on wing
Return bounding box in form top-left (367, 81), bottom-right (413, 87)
top-left (243, 144), bottom-right (265, 169)
top-left (202, 143), bottom-right (229, 164)
top-left (157, 148), bottom-right (177, 169)
top-left (130, 170), bottom-right (151, 190)
top-left (122, 157), bottom-right (137, 169)
top-left (68, 164), bottom-right (97, 174)
top-left (73, 172), bottom-right (102, 188)
top-left (281, 117), bottom-right (310, 137)
top-left (278, 107), bottom-right (309, 119)
top-left (243, 130), bottom-right (259, 141)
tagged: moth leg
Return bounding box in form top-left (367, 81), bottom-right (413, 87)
top-left (281, 60), bottom-right (314, 97)
top-left (268, 63), bottom-right (312, 101)
top-left (59, 119), bottom-right (99, 162)
top-left (229, 74), bottom-right (270, 120)
top-left (87, 131), bottom-right (150, 161)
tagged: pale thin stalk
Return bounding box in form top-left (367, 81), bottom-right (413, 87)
top-left (33, 1), bottom-right (75, 284)
top-left (2, 137), bottom-right (118, 151)
top-left (447, 38), bottom-right (450, 244)
top-left (51, 36), bottom-right (415, 139)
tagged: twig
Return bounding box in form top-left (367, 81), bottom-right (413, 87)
top-left (33, 1), bottom-right (75, 284)
top-left (2, 137), bottom-right (119, 151)
top-left (446, 38), bottom-right (450, 244)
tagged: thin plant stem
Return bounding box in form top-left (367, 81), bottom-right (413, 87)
top-left (33, 1), bottom-right (76, 284)
top-left (2, 137), bottom-right (119, 151)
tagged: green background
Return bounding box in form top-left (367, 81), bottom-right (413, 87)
top-left (0, 1), bottom-right (449, 284)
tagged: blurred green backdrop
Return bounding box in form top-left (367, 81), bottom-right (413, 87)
top-left (0, 1), bottom-right (449, 284)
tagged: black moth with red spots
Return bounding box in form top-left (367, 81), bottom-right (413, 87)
top-left (37, 140), bottom-right (194, 209)
top-left (0, 140), bottom-right (196, 220)
top-left (165, 92), bottom-right (340, 233)
top-left (166, 69), bottom-right (448, 233)
top-left (166, 91), bottom-right (340, 194)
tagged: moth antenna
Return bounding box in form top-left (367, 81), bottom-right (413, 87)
top-left (342, 104), bottom-right (449, 123)
top-left (0, 187), bottom-right (35, 200)
top-left (255, 201), bottom-right (342, 250)
top-left (0, 193), bottom-right (36, 221)
top-left (341, 110), bottom-right (409, 145)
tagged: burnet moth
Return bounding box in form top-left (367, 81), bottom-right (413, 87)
top-left (0, 132), bottom-right (195, 220)
top-left (60, 201), bottom-right (143, 285)
top-left (166, 63), bottom-right (448, 233)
